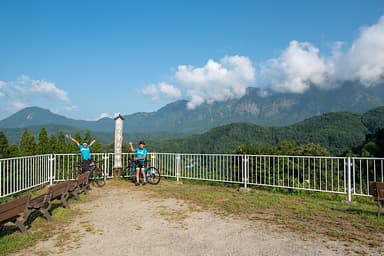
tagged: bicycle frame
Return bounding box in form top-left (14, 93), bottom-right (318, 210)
top-left (130, 162), bottom-right (151, 180)
top-left (126, 159), bottom-right (161, 185)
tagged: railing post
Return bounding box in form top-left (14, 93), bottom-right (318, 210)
top-left (0, 160), bottom-right (2, 197)
top-left (151, 153), bottom-right (156, 168)
top-left (49, 154), bottom-right (54, 185)
top-left (347, 157), bottom-right (352, 202)
top-left (103, 153), bottom-right (108, 180)
top-left (176, 154), bottom-right (181, 183)
top-left (243, 155), bottom-right (249, 189)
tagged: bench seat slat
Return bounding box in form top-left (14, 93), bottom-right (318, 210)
top-left (0, 194), bottom-right (31, 235)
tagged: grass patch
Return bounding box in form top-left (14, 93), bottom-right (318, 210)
top-left (147, 178), bottom-right (384, 251)
top-left (0, 190), bottom-right (90, 255)
top-left (157, 205), bottom-right (189, 228)
top-left (1, 178), bottom-right (383, 254)
top-left (0, 232), bottom-right (38, 254)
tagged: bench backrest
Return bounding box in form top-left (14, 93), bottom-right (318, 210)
top-left (377, 182), bottom-right (384, 200)
top-left (0, 194), bottom-right (31, 223)
top-left (48, 181), bottom-right (70, 200)
top-left (370, 181), bottom-right (384, 200)
top-left (78, 171), bottom-right (91, 186)
top-left (29, 193), bottom-right (50, 209)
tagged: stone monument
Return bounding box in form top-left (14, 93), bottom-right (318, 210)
top-left (113, 114), bottom-right (124, 178)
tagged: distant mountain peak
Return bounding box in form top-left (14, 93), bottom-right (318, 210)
top-left (1, 83), bottom-right (384, 136)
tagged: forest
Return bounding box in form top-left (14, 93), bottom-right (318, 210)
top-left (0, 125), bottom-right (383, 159)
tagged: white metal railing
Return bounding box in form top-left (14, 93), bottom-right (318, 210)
top-left (0, 154), bottom-right (52, 198)
top-left (1, 153), bottom-right (384, 201)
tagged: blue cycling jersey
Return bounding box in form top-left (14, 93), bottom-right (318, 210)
top-left (135, 147), bottom-right (147, 162)
top-left (79, 144), bottom-right (92, 160)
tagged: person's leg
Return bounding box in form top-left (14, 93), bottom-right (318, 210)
top-left (141, 168), bottom-right (146, 184)
top-left (135, 167), bottom-right (140, 185)
top-left (82, 160), bottom-right (90, 173)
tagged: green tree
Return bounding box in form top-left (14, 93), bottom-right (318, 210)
top-left (19, 129), bottom-right (37, 156)
top-left (48, 134), bottom-right (58, 153)
top-left (83, 130), bottom-right (103, 153)
top-left (8, 144), bottom-right (19, 157)
top-left (0, 130), bottom-right (9, 159)
top-left (57, 132), bottom-right (68, 153)
top-left (84, 130), bottom-right (92, 143)
top-left (37, 128), bottom-right (50, 154)
top-left (69, 131), bottom-right (82, 153)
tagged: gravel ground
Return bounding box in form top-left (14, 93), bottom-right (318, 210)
top-left (12, 183), bottom-right (383, 256)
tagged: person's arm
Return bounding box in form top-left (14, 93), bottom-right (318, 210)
top-left (129, 142), bottom-right (134, 152)
top-left (90, 137), bottom-right (96, 146)
top-left (129, 142), bottom-right (140, 160)
top-left (65, 134), bottom-right (80, 146)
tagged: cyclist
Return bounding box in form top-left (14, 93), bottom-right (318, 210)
top-left (66, 134), bottom-right (96, 172)
top-left (129, 141), bottom-right (147, 186)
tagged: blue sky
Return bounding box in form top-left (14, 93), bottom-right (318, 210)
top-left (1, 0), bottom-right (384, 120)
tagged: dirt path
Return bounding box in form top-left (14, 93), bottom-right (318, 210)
top-left (14, 184), bottom-right (381, 256)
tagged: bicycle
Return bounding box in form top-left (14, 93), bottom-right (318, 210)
top-left (75, 160), bottom-right (106, 187)
top-left (123, 158), bottom-right (161, 185)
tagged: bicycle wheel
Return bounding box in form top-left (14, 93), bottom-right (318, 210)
top-left (93, 168), bottom-right (106, 187)
top-left (147, 167), bottom-right (161, 185)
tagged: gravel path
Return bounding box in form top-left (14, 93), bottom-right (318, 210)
top-left (13, 184), bottom-right (382, 256)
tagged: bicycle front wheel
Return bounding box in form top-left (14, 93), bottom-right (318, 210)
top-left (92, 168), bottom-right (106, 187)
top-left (147, 167), bottom-right (161, 185)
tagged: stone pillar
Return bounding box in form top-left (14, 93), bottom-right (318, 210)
top-left (113, 114), bottom-right (124, 178)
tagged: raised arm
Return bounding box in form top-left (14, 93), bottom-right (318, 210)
top-left (65, 134), bottom-right (80, 146)
top-left (129, 142), bottom-right (134, 152)
top-left (90, 137), bottom-right (96, 146)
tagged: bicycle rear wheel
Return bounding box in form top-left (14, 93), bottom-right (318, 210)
top-left (147, 167), bottom-right (160, 185)
top-left (92, 168), bottom-right (106, 187)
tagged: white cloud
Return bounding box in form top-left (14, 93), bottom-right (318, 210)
top-left (158, 82), bottom-right (182, 98)
top-left (332, 16), bottom-right (384, 86)
top-left (140, 16), bottom-right (384, 108)
top-left (30, 79), bottom-right (70, 102)
top-left (0, 75), bottom-right (74, 118)
top-left (0, 81), bottom-right (5, 97)
top-left (260, 41), bottom-right (329, 93)
top-left (141, 82), bottom-right (181, 101)
top-left (175, 55), bottom-right (255, 109)
top-left (260, 16), bottom-right (384, 93)
top-left (97, 113), bottom-right (111, 120)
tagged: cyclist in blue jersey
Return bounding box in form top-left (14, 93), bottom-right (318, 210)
top-left (66, 134), bottom-right (96, 172)
top-left (129, 141), bottom-right (148, 186)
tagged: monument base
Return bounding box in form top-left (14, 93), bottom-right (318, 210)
top-left (113, 168), bottom-right (121, 179)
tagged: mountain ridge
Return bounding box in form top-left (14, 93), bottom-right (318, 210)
top-left (1, 82), bottom-right (384, 143)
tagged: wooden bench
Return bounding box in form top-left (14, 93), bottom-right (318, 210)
top-left (28, 192), bottom-right (53, 222)
top-left (28, 179), bottom-right (81, 223)
top-left (46, 181), bottom-right (71, 210)
top-left (68, 171), bottom-right (91, 200)
top-left (369, 181), bottom-right (384, 217)
top-left (0, 194), bottom-right (32, 235)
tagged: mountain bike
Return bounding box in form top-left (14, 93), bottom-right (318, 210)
top-left (75, 160), bottom-right (106, 187)
top-left (123, 158), bottom-right (161, 185)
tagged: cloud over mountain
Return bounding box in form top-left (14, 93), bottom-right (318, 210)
top-left (261, 16), bottom-right (384, 93)
top-left (0, 75), bottom-right (73, 116)
top-left (143, 16), bottom-right (384, 108)
top-left (175, 55), bottom-right (256, 109)
top-left (143, 55), bottom-right (256, 109)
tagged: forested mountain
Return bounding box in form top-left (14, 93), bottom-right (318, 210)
top-left (1, 106), bottom-right (384, 156)
top-left (1, 82), bottom-right (384, 139)
top-left (150, 110), bottom-right (383, 156)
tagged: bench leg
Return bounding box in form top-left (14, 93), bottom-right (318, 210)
top-left (72, 192), bottom-right (80, 200)
top-left (61, 194), bottom-right (70, 208)
top-left (40, 208), bottom-right (53, 222)
top-left (15, 219), bottom-right (28, 235)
